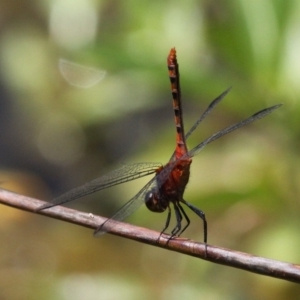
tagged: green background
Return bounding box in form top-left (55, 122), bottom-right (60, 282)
top-left (0, 0), bottom-right (299, 299)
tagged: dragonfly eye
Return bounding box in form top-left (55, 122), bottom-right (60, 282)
top-left (145, 191), bottom-right (167, 213)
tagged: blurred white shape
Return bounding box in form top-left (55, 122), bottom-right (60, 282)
top-left (49, 0), bottom-right (98, 50)
top-left (59, 59), bottom-right (106, 88)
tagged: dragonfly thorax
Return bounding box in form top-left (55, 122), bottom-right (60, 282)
top-left (145, 159), bottom-right (192, 213)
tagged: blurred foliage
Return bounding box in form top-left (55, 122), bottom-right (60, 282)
top-left (0, 0), bottom-right (299, 299)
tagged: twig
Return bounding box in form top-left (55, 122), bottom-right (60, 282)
top-left (0, 188), bottom-right (299, 284)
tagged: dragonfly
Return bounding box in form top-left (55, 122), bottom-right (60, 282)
top-left (38, 48), bottom-right (281, 243)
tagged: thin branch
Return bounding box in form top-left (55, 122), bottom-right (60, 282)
top-left (0, 188), bottom-right (299, 284)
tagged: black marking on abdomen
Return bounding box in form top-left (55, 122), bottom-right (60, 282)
top-left (172, 91), bottom-right (178, 99)
top-left (176, 125), bottom-right (183, 134)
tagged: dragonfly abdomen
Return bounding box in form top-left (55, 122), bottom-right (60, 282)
top-left (167, 48), bottom-right (188, 159)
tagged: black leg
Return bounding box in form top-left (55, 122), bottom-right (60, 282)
top-left (160, 205), bottom-right (172, 235)
top-left (177, 202), bottom-right (190, 236)
top-left (171, 202), bottom-right (183, 236)
top-left (181, 199), bottom-right (207, 244)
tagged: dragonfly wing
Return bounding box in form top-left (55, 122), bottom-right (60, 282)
top-left (188, 104), bottom-right (282, 158)
top-left (37, 162), bottom-right (161, 211)
top-left (185, 87), bottom-right (232, 141)
top-left (94, 176), bottom-right (158, 235)
top-left (95, 159), bottom-right (183, 236)
top-left (169, 87), bottom-right (232, 161)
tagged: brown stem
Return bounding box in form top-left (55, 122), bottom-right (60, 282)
top-left (0, 188), bottom-right (299, 284)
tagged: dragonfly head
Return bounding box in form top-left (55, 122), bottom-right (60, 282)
top-left (145, 191), bottom-right (168, 213)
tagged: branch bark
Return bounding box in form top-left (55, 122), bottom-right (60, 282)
top-left (0, 188), bottom-right (299, 284)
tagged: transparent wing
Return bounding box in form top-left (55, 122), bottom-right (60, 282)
top-left (94, 157), bottom-right (185, 235)
top-left (169, 87), bottom-right (232, 161)
top-left (94, 175), bottom-right (158, 235)
top-left (37, 162), bottom-right (161, 210)
top-left (185, 87), bottom-right (232, 141)
top-left (187, 104), bottom-right (282, 158)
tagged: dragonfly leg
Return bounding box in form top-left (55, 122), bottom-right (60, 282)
top-left (171, 202), bottom-right (183, 236)
top-left (160, 205), bottom-right (172, 236)
top-left (176, 202), bottom-right (190, 236)
top-left (181, 199), bottom-right (207, 243)
top-left (157, 206), bottom-right (172, 245)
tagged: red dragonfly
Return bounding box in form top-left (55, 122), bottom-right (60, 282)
top-left (38, 48), bottom-right (281, 243)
